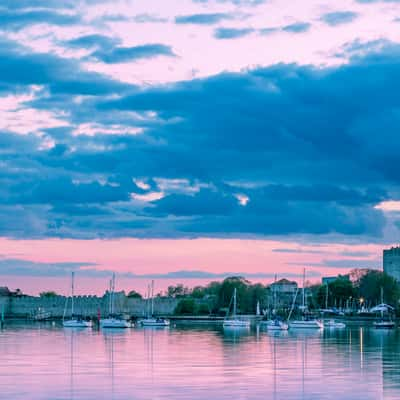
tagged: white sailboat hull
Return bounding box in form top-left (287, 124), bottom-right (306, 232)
top-left (289, 320), bottom-right (324, 329)
top-left (265, 320), bottom-right (289, 331)
top-left (100, 318), bottom-right (131, 328)
top-left (374, 321), bottom-right (395, 329)
top-left (223, 319), bottom-right (250, 328)
top-left (140, 318), bottom-right (170, 327)
top-left (63, 319), bottom-right (92, 328)
top-left (324, 320), bottom-right (346, 329)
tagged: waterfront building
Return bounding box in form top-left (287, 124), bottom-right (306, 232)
top-left (383, 246), bottom-right (400, 282)
top-left (268, 279), bottom-right (298, 308)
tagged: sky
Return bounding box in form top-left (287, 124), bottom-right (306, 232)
top-left (1, 0), bottom-right (400, 295)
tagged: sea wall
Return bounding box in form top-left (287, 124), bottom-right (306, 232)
top-left (6, 294), bottom-right (179, 318)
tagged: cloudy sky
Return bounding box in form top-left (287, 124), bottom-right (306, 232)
top-left (1, 0), bottom-right (400, 294)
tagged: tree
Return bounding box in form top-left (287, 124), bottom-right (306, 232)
top-left (39, 291), bottom-right (58, 298)
top-left (174, 298), bottom-right (196, 315)
top-left (167, 284), bottom-right (190, 298)
top-left (316, 278), bottom-right (356, 309)
top-left (217, 276), bottom-right (250, 313)
top-left (127, 290), bottom-right (142, 299)
top-left (355, 270), bottom-right (400, 307)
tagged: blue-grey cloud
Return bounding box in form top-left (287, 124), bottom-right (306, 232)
top-left (321, 11), bottom-right (358, 26)
top-left (193, 0), bottom-right (265, 5)
top-left (65, 34), bottom-right (120, 51)
top-left (0, 8), bottom-right (81, 31)
top-left (175, 13), bottom-right (233, 25)
top-left (272, 248), bottom-right (326, 254)
top-left (0, 258), bottom-right (98, 276)
top-left (298, 258), bottom-right (381, 269)
top-left (91, 43), bottom-right (175, 63)
top-left (214, 27), bottom-right (254, 39)
top-left (282, 22), bottom-right (311, 33)
top-left (133, 14), bottom-right (168, 23)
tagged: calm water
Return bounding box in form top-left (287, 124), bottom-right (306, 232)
top-left (0, 322), bottom-right (399, 400)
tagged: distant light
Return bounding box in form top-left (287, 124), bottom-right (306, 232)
top-left (235, 194), bottom-right (249, 206)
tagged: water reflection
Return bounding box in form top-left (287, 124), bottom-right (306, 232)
top-left (0, 323), bottom-right (400, 399)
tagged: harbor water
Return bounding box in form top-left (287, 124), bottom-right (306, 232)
top-left (0, 322), bottom-right (399, 399)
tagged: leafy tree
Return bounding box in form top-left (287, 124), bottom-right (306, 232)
top-left (316, 278), bottom-right (356, 308)
top-left (355, 270), bottom-right (400, 306)
top-left (217, 276), bottom-right (250, 313)
top-left (127, 290), bottom-right (142, 299)
top-left (40, 291), bottom-right (58, 298)
top-left (174, 298), bottom-right (196, 315)
top-left (167, 284), bottom-right (190, 298)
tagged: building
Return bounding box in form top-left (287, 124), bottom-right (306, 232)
top-left (268, 279), bottom-right (298, 308)
top-left (269, 278), bottom-right (298, 294)
top-left (383, 246), bottom-right (400, 282)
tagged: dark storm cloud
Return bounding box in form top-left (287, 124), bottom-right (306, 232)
top-left (1, 36), bottom-right (400, 239)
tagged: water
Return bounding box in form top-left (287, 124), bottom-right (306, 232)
top-left (0, 322), bottom-right (399, 400)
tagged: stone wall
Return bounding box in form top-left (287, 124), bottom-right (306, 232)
top-left (5, 294), bottom-right (179, 318)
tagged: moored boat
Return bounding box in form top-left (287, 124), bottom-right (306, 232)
top-left (63, 272), bottom-right (92, 328)
top-left (100, 274), bottom-right (131, 329)
top-left (324, 319), bottom-right (346, 329)
top-left (223, 288), bottom-right (250, 329)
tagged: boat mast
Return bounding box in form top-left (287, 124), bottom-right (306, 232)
top-left (233, 288), bottom-right (237, 318)
top-left (151, 280), bottom-right (154, 317)
top-left (112, 273), bottom-right (115, 315)
top-left (302, 268), bottom-right (306, 311)
top-left (71, 272), bottom-right (75, 316)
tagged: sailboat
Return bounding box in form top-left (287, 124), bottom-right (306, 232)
top-left (100, 274), bottom-right (131, 328)
top-left (63, 272), bottom-right (92, 328)
top-left (373, 287), bottom-right (395, 329)
top-left (139, 280), bottom-right (170, 327)
top-left (289, 269), bottom-right (323, 330)
top-left (223, 288), bottom-right (250, 328)
top-left (264, 276), bottom-right (288, 331)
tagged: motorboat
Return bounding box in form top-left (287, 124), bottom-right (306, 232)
top-left (223, 288), bottom-right (250, 329)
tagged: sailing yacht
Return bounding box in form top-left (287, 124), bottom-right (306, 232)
top-left (100, 274), bottom-right (131, 328)
top-left (264, 276), bottom-right (288, 331)
top-left (289, 269), bottom-right (323, 330)
top-left (63, 272), bottom-right (92, 328)
top-left (373, 288), bottom-right (395, 329)
top-left (139, 280), bottom-right (170, 327)
top-left (223, 288), bottom-right (250, 328)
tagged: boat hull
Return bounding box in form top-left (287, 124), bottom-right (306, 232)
top-left (289, 320), bottom-right (324, 329)
top-left (140, 318), bottom-right (170, 327)
top-left (374, 321), bottom-right (395, 329)
top-left (265, 320), bottom-right (289, 331)
top-left (223, 319), bottom-right (250, 328)
top-left (63, 319), bottom-right (92, 328)
top-left (100, 318), bottom-right (131, 328)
